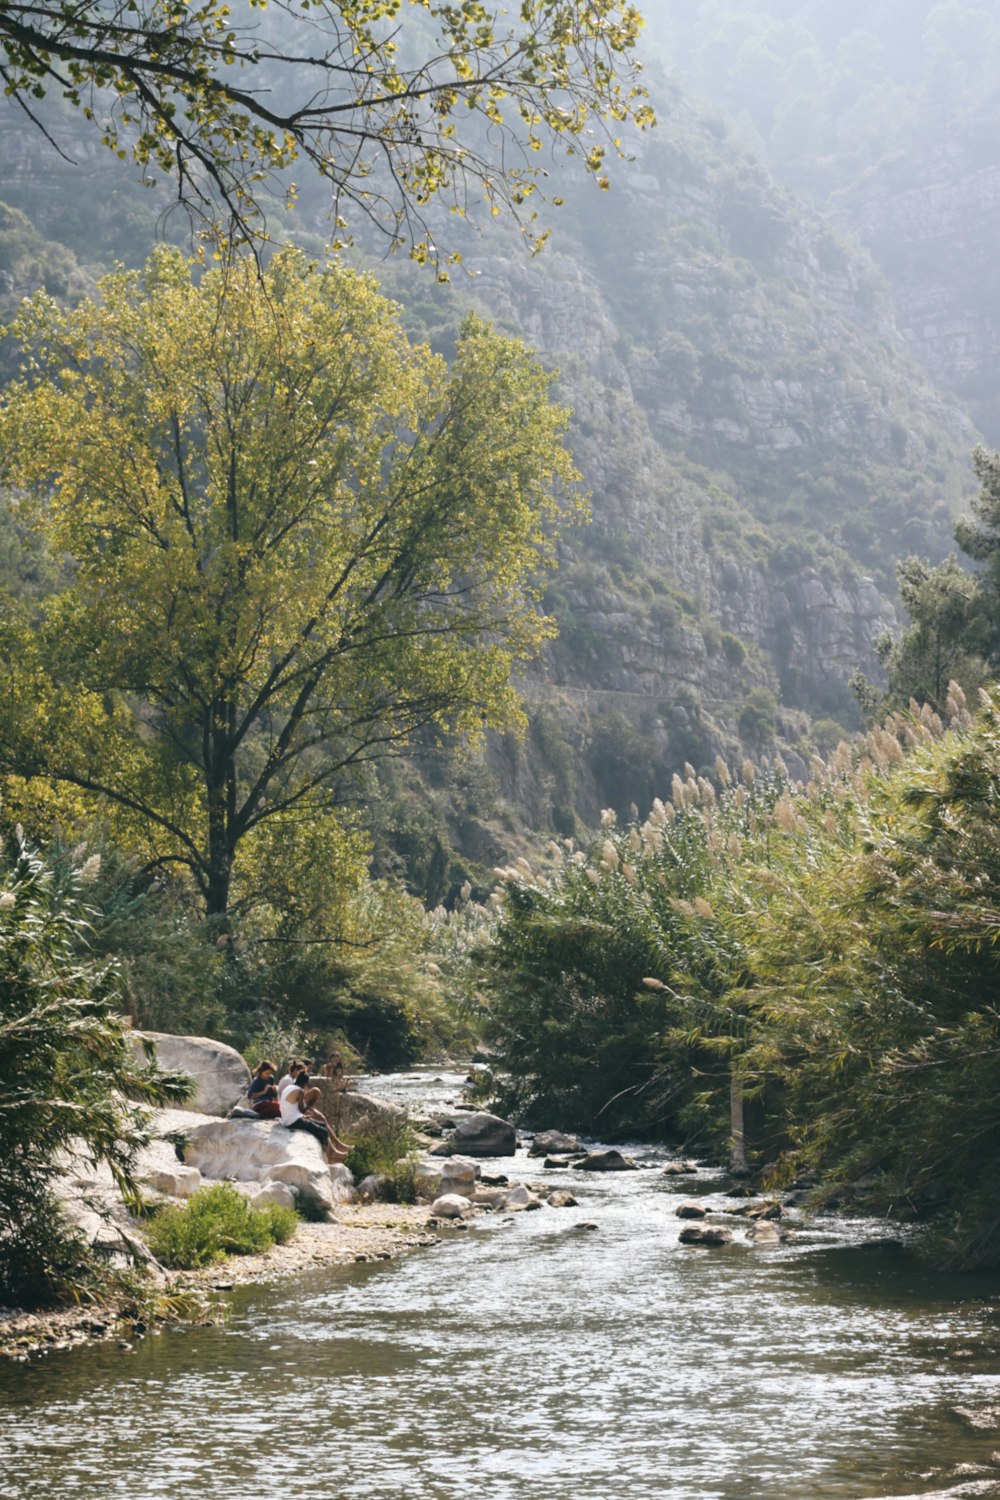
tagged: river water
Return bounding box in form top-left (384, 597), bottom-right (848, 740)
top-left (3, 1069), bottom-right (1000, 1500)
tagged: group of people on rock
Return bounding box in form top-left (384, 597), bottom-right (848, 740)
top-left (247, 1057), bottom-right (352, 1165)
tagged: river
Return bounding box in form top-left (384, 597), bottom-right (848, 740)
top-left (2, 1068), bottom-right (1000, 1499)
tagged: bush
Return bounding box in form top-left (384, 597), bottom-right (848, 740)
top-left (0, 833), bottom-right (192, 1307)
top-left (144, 1183), bottom-right (297, 1269)
top-left (345, 1115), bottom-right (419, 1200)
top-left (738, 687), bottom-right (777, 743)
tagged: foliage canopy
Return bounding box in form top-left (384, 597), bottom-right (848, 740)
top-left (0, 246), bottom-right (580, 918)
top-left (0, 0), bottom-right (653, 260)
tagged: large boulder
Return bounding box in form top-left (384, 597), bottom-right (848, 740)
top-left (678, 1225), bottom-right (733, 1247)
top-left (180, 1118), bottom-right (334, 1210)
top-left (504, 1184), bottom-right (543, 1211)
top-left (132, 1031), bottom-right (251, 1117)
top-left (249, 1181), bottom-right (297, 1212)
top-left (434, 1111), bottom-right (516, 1158)
top-left (413, 1161), bottom-right (444, 1201)
top-left (312, 1084), bottom-right (409, 1139)
top-left (440, 1156), bottom-right (479, 1198)
top-left (430, 1193), bottom-right (474, 1220)
top-left (578, 1149), bottom-right (637, 1173)
top-left (329, 1164), bottom-right (357, 1206)
top-left (142, 1164), bottom-right (203, 1199)
top-left (674, 1201), bottom-right (708, 1220)
top-left (529, 1130), bottom-right (584, 1157)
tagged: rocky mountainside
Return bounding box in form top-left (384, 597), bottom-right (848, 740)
top-left (843, 105), bottom-right (1000, 444)
top-left (361, 81), bottom-right (978, 855)
top-left (640, 6), bottom-right (1000, 441)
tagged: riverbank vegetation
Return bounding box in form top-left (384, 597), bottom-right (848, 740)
top-left (477, 685), bottom-right (1000, 1270)
top-left (0, 834), bottom-right (192, 1306)
top-left (144, 1184), bottom-right (298, 1271)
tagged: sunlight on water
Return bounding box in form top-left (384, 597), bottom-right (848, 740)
top-left (2, 1070), bottom-right (1000, 1500)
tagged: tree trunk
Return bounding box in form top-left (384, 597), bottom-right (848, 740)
top-left (205, 782), bottom-right (232, 920)
top-left (730, 1070), bottom-right (748, 1175)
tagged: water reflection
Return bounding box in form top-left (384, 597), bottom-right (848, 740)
top-left (2, 1070), bottom-right (1000, 1499)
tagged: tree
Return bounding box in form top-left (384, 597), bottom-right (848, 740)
top-left (864, 554), bottom-right (990, 717)
top-left (0, 245), bottom-right (580, 920)
top-left (0, 0), bottom-right (653, 262)
top-left (0, 832), bottom-right (190, 1305)
top-left (853, 445), bottom-right (1000, 721)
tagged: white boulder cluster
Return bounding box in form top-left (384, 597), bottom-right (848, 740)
top-left (137, 1107), bottom-right (354, 1216)
top-left (126, 1032), bottom-right (578, 1228)
top-left (415, 1155), bottom-right (572, 1218)
top-left (127, 1034), bottom-right (359, 1217)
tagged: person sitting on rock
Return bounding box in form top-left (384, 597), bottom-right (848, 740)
top-left (279, 1070), bottom-right (350, 1164)
top-left (296, 1069), bottom-right (353, 1162)
top-left (276, 1058), bottom-right (306, 1098)
top-left (320, 1050), bottom-right (346, 1087)
top-left (248, 1060), bottom-right (281, 1120)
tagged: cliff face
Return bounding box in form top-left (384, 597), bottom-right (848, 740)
top-left (845, 112), bottom-right (1000, 445)
top-left (386, 89), bottom-right (976, 827)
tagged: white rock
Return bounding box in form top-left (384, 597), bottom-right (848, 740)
top-left (131, 1031), bottom-right (251, 1117)
top-left (329, 1164), bottom-right (357, 1205)
top-left (143, 1165), bottom-right (202, 1199)
top-left (472, 1187), bottom-right (509, 1208)
top-left (181, 1118), bottom-right (334, 1209)
top-left (250, 1181), bottom-right (297, 1211)
top-left (440, 1156), bottom-right (478, 1199)
top-left (430, 1193), bottom-right (474, 1219)
top-left (414, 1162), bottom-right (443, 1200)
top-left (504, 1183), bottom-right (543, 1211)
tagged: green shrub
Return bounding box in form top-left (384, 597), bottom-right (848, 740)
top-left (345, 1115), bottom-right (418, 1190)
top-left (738, 686), bottom-right (777, 743)
top-left (721, 631), bottom-right (747, 667)
top-left (387, 1156), bottom-right (420, 1205)
top-left (0, 833), bottom-right (192, 1308)
top-left (145, 1183), bottom-right (297, 1269)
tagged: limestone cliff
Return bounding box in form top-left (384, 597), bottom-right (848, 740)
top-left (845, 108), bottom-right (1000, 445)
top-left (374, 88), bottom-right (976, 833)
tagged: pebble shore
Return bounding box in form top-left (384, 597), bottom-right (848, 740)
top-left (0, 1201), bottom-right (445, 1360)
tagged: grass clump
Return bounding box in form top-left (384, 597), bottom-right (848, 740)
top-left (345, 1116), bottom-right (420, 1203)
top-left (144, 1183), bottom-right (297, 1269)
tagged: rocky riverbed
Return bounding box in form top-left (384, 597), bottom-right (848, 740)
top-left (0, 1035), bottom-right (822, 1364)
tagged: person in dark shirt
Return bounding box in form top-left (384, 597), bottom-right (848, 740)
top-left (248, 1060), bottom-right (281, 1119)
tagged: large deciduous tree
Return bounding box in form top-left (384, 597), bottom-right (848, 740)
top-left (0, 245), bottom-right (580, 919)
top-left (0, 0), bottom-right (653, 259)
